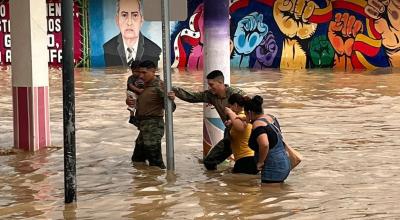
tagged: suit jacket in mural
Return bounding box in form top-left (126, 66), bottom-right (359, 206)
top-left (103, 33), bottom-right (161, 68)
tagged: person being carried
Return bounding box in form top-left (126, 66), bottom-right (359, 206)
top-left (126, 60), bottom-right (176, 169)
top-left (169, 70), bottom-right (245, 170)
top-left (243, 95), bottom-right (291, 184)
top-left (224, 93), bottom-right (258, 174)
top-left (126, 60), bottom-right (144, 126)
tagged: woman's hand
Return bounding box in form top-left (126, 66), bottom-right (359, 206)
top-left (224, 119), bottom-right (232, 127)
top-left (256, 161), bottom-right (264, 171)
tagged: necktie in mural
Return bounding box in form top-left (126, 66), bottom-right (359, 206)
top-left (127, 47), bottom-right (134, 66)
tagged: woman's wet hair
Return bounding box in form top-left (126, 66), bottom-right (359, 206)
top-left (243, 95), bottom-right (264, 114)
top-left (228, 93), bottom-right (245, 107)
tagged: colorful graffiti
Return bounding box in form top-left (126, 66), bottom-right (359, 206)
top-left (171, 0), bottom-right (400, 70)
top-left (1, 0), bottom-right (398, 70)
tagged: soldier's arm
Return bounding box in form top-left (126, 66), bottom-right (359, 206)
top-left (158, 82), bottom-right (177, 112)
top-left (172, 86), bottom-right (209, 103)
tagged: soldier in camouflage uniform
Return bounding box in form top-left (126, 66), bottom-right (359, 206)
top-left (170, 70), bottom-right (245, 170)
top-left (127, 60), bottom-right (176, 169)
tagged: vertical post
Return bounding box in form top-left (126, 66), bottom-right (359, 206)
top-left (203, 0), bottom-right (231, 155)
top-left (161, 0), bottom-right (175, 170)
top-left (10, 0), bottom-right (51, 152)
top-left (62, 0), bottom-right (77, 203)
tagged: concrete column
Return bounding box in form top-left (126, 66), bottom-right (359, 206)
top-left (10, 0), bottom-right (50, 151)
top-left (203, 0), bottom-right (230, 155)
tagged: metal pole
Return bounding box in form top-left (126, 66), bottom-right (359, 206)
top-left (62, 0), bottom-right (77, 203)
top-left (161, 0), bottom-right (175, 170)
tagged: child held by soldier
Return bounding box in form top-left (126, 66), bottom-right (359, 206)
top-left (126, 60), bottom-right (144, 126)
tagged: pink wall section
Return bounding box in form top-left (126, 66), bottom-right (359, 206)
top-left (13, 86), bottom-right (50, 151)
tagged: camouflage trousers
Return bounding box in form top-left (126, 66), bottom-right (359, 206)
top-left (203, 127), bottom-right (232, 170)
top-left (132, 117), bottom-right (166, 168)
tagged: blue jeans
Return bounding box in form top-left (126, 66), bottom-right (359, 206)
top-left (256, 138), bottom-right (290, 182)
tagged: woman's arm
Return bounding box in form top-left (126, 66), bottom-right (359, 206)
top-left (256, 133), bottom-right (269, 170)
top-left (225, 107), bottom-right (247, 132)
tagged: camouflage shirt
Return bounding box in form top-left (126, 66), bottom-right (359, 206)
top-left (137, 77), bottom-right (176, 119)
top-left (172, 85), bottom-right (245, 122)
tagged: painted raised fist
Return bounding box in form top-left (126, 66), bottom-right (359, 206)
top-left (273, 0), bottom-right (318, 39)
top-left (234, 12), bottom-right (269, 55)
top-left (254, 32), bottom-right (278, 68)
top-left (365, 0), bottom-right (400, 67)
top-left (328, 13), bottom-right (363, 69)
top-left (310, 35), bottom-right (335, 67)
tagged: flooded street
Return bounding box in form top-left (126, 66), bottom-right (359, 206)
top-left (1, 68), bottom-right (400, 219)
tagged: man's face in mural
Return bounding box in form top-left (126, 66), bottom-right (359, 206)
top-left (116, 0), bottom-right (143, 43)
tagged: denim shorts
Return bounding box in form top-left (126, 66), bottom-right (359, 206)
top-left (260, 149), bottom-right (291, 182)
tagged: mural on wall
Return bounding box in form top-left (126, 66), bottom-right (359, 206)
top-left (0, 0), bottom-right (85, 68)
top-left (171, 0), bottom-right (399, 70)
top-left (171, 1), bottom-right (204, 69)
top-left (1, 0), bottom-right (398, 70)
top-left (88, 0), bottom-right (164, 68)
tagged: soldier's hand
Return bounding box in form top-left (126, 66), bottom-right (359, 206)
top-left (167, 91), bottom-right (175, 101)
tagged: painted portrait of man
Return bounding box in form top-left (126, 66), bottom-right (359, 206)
top-left (103, 0), bottom-right (161, 68)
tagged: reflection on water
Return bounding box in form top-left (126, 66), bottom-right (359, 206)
top-left (1, 68), bottom-right (400, 219)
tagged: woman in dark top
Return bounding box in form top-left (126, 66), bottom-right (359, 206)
top-left (243, 95), bottom-right (291, 183)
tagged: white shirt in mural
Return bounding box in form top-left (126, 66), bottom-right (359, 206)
top-left (124, 40), bottom-right (139, 63)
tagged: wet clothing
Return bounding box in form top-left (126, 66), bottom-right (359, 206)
top-left (173, 85), bottom-right (245, 170)
top-left (232, 156), bottom-right (258, 174)
top-left (230, 111), bottom-right (257, 174)
top-left (136, 78), bottom-right (176, 118)
top-left (131, 77), bottom-right (175, 169)
top-left (230, 112), bottom-right (254, 160)
top-left (249, 117), bottom-right (290, 183)
top-left (172, 85), bottom-right (245, 122)
top-left (133, 118), bottom-right (165, 168)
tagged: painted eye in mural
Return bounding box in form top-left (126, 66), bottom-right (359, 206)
top-left (132, 12), bottom-right (140, 20)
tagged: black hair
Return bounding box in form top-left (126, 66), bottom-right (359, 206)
top-left (138, 60), bottom-right (157, 69)
top-left (228, 93), bottom-right (245, 107)
top-left (243, 95), bottom-right (264, 114)
top-left (130, 60), bottom-right (141, 71)
top-left (206, 70), bottom-right (224, 81)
